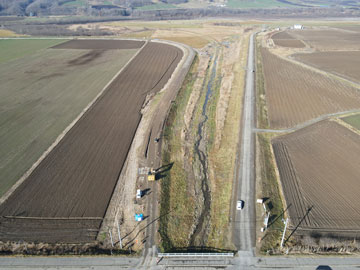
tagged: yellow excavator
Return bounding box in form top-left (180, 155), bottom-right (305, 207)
top-left (147, 168), bottom-right (156, 181)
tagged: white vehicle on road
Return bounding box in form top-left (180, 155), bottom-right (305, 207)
top-left (237, 200), bottom-right (244, 210)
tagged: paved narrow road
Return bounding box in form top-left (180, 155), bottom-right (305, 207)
top-left (233, 33), bottom-right (256, 253)
top-left (3, 254), bottom-right (360, 269)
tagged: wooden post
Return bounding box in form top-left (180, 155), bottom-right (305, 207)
top-left (116, 219), bottom-right (123, 249)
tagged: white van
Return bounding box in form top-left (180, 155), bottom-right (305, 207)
top-left (136, 189), bottom-right (142, 199)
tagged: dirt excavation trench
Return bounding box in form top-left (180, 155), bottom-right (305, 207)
top-left (189, 53), bottom-right (219, 246)
top-left (159, 34), bottom-right (247, 251)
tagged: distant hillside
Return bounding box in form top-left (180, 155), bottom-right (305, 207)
top-left (0, 0), bottom-right (150, 16)
top-left (0, 0), bottom-right (358, 16)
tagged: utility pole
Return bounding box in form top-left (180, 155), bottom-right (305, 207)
top-left (280, 218), bottom-right (289, 248)
top-left (109, 229), bottom-right (114, 248)
top-left (264, 211), bottom-right (270, 229)
top-left (116, 219), bottom-right (123, 249)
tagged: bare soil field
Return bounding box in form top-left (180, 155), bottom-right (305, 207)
top-left (0, 41), bottom-right (183, 243)
top-left (273, 39), bottom-right (305, 48)
top-left (0, 217), bottom-right (101, 243)
top-left (0, 42), bottom-right (140, 198)
top-left (272, 120), bottom-right (360, 234)
top-left (288, 29), bottom-right (360, 50)
top-left (261, 48), bottom-right (360, 128)
top-left (271, 31), bottom-right (295, 40)
top-left (334, 25), bottom-right (360, 33)
top-left (294, 51), bottom-right (360, 83)
top-left (52, 39), bottom-right (144, 50)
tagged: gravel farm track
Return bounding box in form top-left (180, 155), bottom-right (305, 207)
top-left (272, 120), bottom-right (360, 236)
top-left (0, 40), bottom-right (183, 243)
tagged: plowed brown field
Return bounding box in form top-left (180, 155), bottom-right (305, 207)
top-left (261, 48), bottom-right (360, 128)
top-left (0, 217), bottom-right (101, 243)
top-left (273, 121), bottom-right (360, 234)
top-left (273, 39), bottom-right (305, 48)
top-left (0, 42), bottom-right (140, 198)
top-left (295, 51), bottom-right (360, 83)
top-left (334, 25), bottom-right (360, 33)
top-left (288, 29), bottom-right (360, 50)
top-left (0, 41), bottom-right (183, 243)
top-left (271, 31), bottom-right (295, 40)
top-left (52, 39), bottom-right (144, 50)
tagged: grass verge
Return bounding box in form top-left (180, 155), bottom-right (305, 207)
top-left (159, 56), bottom-right (199, 252)
top-left (205, 48), bottom-right (223, 151)
top-left (0, 29), bottom-right (18, 37)
top-left (154, 36), bottom-right (209, 49)
top-left (255, 37), bottom-right (269, 129)
top-left (257, 133), bottom-right (285, 253)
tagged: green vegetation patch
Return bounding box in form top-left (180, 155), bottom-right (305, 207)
top-left (342, 114), bottom-right (360, 130)
top-left (256, 38), bottom-right (269, 129)
top-left (206, 49), bottom-right (223, 151)
top-left (62, 0), bottom-right (86, 6)
top-left (227, 0), bottom-right (294, 9)
top-left (0, 39), bottom-right (66, 64)
top-left (136, 3), bottom-right (176, 10)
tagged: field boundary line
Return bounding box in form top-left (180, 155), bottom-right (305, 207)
top-left (269, 139), bottom-right (288, 221)
top-left (254, 109), bottom-right (360, 134)
top-left (334, 117), bottom-right (360, 136)
top-left (0, 39), bottom-right (148, 206)
top-left (290, 227), bottom-right (360, 233)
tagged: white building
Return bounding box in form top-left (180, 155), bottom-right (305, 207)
top-left (293, 24), bottom-right (304, 30)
